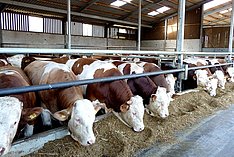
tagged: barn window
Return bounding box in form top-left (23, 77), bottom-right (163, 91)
top-left (83, 24), bottom-right (92, 36)
top-left (29, 16), bottom-right (43, 32)
top-left (1, 12), bottom-right (29, 31)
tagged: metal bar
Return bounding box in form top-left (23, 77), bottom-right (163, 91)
top-left (137, 0), bottom-right (141, 51)
top-left (200, 4), bottom-right (204, 52)
top-left (228, 0), bottom-right (234, 61)
top-left (0, 69), bottom-right (184, 96)
top-left (0, 0), bottom-right (152, 28)
top-left (164, 19), bottom-right (167, 51)
top-left (187, 63), bottom-right (233, 70)
top-left (176, 0), bottom-right (186, 92)
top-left (1, 48), bottom-right (234, 55)
top-left (67, 0), bottom-right (71, 49)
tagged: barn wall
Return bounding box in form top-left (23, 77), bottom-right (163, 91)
top-left (2, 30), bottom-right (136, 49)
top-left (203, 27), bottom-right (231, 48)
top-left (141, 39), bottom-right (201, 52)
top-left (142, 7), bottom-right (202, 40)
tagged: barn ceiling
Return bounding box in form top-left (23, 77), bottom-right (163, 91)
top-left (0, 0), bottom-right (232, 28)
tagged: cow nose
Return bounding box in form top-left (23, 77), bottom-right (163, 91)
top-left (0, 147), bottom-right (5, 156)
top-left (87, 140), bottom-right (95, 145)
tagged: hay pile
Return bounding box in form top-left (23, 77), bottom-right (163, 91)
top-left (25, 83), bottom-right (234, 157)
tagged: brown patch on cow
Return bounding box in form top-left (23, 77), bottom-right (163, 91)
top-left (21, 56), bottom-right (37, 70)
top-left (51, 56), bottom-right (69, 64)
top-left (123, 64), bottom-right (131, 75)
top-left (0, 66), bottom-right (37, 108)
top-left (142, 63), bottom-right (169, 92)
top-left (127, 76), bottom-right (157, 105)
top-left (112, 61), bottom-right (126, 67)
top-left (86, 68), bottom-right (133, 112)
top-left (197, 61), bottom-right (212, 76)
top-left (24, 61), bottom-right (83, 113)
top-left (71, 58), bottom-right (96, 75)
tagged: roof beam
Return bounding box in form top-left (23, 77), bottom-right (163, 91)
top-left (119, 0), bottom-right (163, 20)
top-left (204, 3), bottom-right (232, 17)
top-left (78, 0), bottom-right (100, 12)
top-left (0, 0), bottom-right (152, 28)
top-left (206, 16), bottom-right (230, 25)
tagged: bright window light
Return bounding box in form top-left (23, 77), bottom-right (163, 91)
top-left (111, 0), bottom-right (126, 7)
top-left (204, 0), bottom-right (231, 10)
top-left (157, 6), bottom-right (170, 13)
top-left (119, 28), bottom-right (127, 33)
top-left (123, 0), bottom-right (131, 3)
top-left (83, 24), bottom-right (92, 36)
top-left (148, 11), bottom-right (160, 16)
top-left (29, 16), bottom-right (43, 32)
top-left (220, 9), bottom-right (229, 14)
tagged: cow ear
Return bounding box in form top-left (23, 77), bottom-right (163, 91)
top-left (22, 107), bottom-right (43, 122)
top-left (53, 106), bottom-right (72, 121)
top-left (151, 94), bottom-right (157, 102)
top-left (127, 100), bottom-right (132, 105)
top-left (120, 104), bottom-right (129, 112)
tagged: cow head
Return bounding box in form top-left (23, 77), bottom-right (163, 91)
top-left (53, 99), bottom-right (102, 146)
top-left (212, 70), bottom-right (226, 89)
top-left (0, 96), bottom-right (23, 156)
top-left (195, 69), bottom-right (209, 87)
top-left (205, 78), bottom-right (218, 96)
top-left (146, 86), bottom-right (171, 118)
top-left (7, 54), bottom-right (25, 68)
top-left (165, 74), bottom-right (176, 97)
top-left (113, 95), bottom-right (145, 132)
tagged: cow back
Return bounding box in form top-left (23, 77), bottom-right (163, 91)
top-left (0, 66), bottom-right (36, 108)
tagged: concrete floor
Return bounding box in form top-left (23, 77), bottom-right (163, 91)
top-left (134, 105), bottom-right (234, 157)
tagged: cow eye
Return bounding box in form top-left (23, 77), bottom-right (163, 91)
top-left (14, 122), bottom-right (17, 125)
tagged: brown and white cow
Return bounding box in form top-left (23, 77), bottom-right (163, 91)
top-left (112, 61), bottom-right (171, 118)
top-left (182, 57), bottom-right (220, 96)
top-left (0, 65), bottom-right (42, 156)
top-left (63, 58), bottom-right (145, 132)
top-left (24, 61), bottom-right (103, 146)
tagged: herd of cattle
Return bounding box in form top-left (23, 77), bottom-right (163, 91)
top-left (0, 54), bottom-right (234, 156)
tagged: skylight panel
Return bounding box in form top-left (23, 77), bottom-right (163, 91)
top-left (157, 6), bottom-right (170, 13)
top-left (204, 0), bottom-right (231, 10)
top-left (148, 6), bottom-right (170, 16)
top-left (111, 0), bottom-right (131, 7)
top-left (148, 11), bottom-right (160, 16)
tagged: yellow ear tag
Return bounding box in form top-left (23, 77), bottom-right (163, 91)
top-left (29, 113), bottom-right (37, 120)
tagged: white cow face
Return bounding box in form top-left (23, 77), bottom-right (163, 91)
top-left (205, 78), bottom-right (218, 96)
top-left (0, 96), bottom-right (23, 156)
top-left (7, 54), bottom-right (25, 68)
top-left (195, 69), bottom-right (209, 87)
top-left (213, 70), bottom-right (226, 89)
top-left (146, 86), bottom-right (171, 118)
top-left (113, 95), bottom-right (145, 132)
top-left (68, 99), bottom-right (97, 146)
top-left (165, 74), bottom-right (176, 96)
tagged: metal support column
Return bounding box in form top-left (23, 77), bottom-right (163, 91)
top-left (200, 4), bottom-right (204, 52)
top-left (163, 19), bottom-right (168, 51)
top-left (176, 0), bottom-right (186, 92)
top-left (67, 0), bottom-right (71, 49)
top-left (228, 0), bottom-right (234, 62)
top-left (137, 0), bottom-right (141, 51)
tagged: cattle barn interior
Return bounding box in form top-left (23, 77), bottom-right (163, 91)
top-left (1, 0), bottom-right (234, 156)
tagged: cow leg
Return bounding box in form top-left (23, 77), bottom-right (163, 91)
top-left (24, 123), bottom-right (34, 137)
